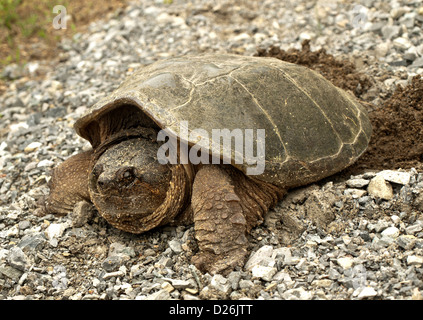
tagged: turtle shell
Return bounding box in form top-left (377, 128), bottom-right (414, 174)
top-left (75, 54), bottom-right (372, 188)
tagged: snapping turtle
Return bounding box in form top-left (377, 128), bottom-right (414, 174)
top-left (44, 54), bottom-right (372, 274)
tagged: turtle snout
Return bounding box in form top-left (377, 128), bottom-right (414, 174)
top-left (91, 164), bottom-right (113, 193)
top-left (93, 165), bottom-right (139, 194)
top-left (97, 175), bottom-right (111, 191)
top-left (92, 164), bottom-right (104, 178)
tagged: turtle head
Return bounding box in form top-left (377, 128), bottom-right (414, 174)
top-left (89, 137), bottom-right (178, 233)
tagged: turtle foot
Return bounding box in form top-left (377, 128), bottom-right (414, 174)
top-left (192, 247), bottom-right (248, 275)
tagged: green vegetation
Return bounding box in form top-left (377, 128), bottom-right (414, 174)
top-left (0, 0), bottom-right (127, 87)
top-left (0, 0), bottom-right (68, 66)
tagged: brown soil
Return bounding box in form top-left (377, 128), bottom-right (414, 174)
top-left (257, 41), bottom-right (423, 172)
top-left (256, 40), bottom-right (373, 99)
top-left (361, 75), bottom-right (423, 170)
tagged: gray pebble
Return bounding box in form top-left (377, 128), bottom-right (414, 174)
top-left (239, 279), bottom-right (254, 290)
top-left (18, 220), bottom-right (31, 230)
top-left (396, 235), bottom-right (417, 250)
top-left (145, 289), bottom-right (171, 300)
top-left (102, 256), bottom-right (124, 272)
top-left (281, 287), bottom-right (312, 300)
top-left (377, 170), bottom-right (411, 185)
top-left (411, 57), bottom-right (423, 68)
top-left (381, 25), bottom-right (401, 39)
top-left (370, 220), bottom-right (390, 233)
top-left (251, 265), bottom-right (277, 281)
top-left (109, 242), bottom-right (135, 259)
top-left (407, 255), bottom-right (423, 265)
top-left (346, 178), bottom-right (370, 188)
top-left (381, 226), bottom-right (400, 238)
top-left (162, 278), bottom-right (194, 290)
top-left (356, 286), bottom-right (378, 299)
top-left (7, 247), bottom-right (30, 272)
top-left (405, 224), bottom-right (423, 235)
top-left (328, 268), bottom-right (341, 280)
top-left (0, 265), bottom-right (23, 281)
top-left (18, 233), bottom-right (46, 251)
top-left (168, 239), bottom-right (183, 254)
top-left (210, 274), bottom-right (232, 295)
top-left (227, 271), bottom-right (242, 290)
top-left (245, 245), bottom-right (274, 270)
top-left (143, 248), bottom-right (156, 257)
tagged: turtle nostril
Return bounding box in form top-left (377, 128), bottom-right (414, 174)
top-left (97, 176), bottom-right (111, 191)
top-left (93, 164), bottom-right (104, 177)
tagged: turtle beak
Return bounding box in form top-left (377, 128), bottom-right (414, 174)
top-left (91, 164), bottom-right (115, 194)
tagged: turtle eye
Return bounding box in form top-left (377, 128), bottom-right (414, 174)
top-left (116, 167), bottom-right (138, 186)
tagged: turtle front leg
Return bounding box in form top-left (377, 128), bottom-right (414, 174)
top-left (191, 165), bottom-right (283, 275)
top-left (44, 150), bottom-right (93, 216)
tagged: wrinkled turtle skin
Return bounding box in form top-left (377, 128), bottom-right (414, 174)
top-left (44, 53), bottom-right (372, 275)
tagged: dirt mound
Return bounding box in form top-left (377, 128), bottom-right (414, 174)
top-left (257, 42), bottom-right (423, 172)
top-left (256, 40), bottom-right (372, 99)
top-left (360, 75), bottom-right (423, 170)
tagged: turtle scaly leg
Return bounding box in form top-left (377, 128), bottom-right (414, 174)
top-left (44, 150), bottom-right (93, 216)
top-left (191, 165), bottom-right (283, 275)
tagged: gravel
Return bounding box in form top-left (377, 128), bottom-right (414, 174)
top-left (0, 0), bottom-right (423, 300)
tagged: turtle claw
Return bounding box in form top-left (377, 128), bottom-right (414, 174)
top-left (192, 248), bottom-right (248, 275)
